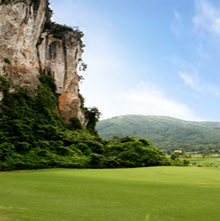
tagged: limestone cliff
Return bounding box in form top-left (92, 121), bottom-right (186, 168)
top-left (0, 0), bottom-right (87, 126)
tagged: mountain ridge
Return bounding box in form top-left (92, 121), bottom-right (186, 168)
top-left (97, 115), bottom-right (220, 152)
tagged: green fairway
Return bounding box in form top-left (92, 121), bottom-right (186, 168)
top-left (189, 155), bottom-right (220, 167)
top-left (190, 157), bottom-right (220, 164)
top-left (1, 167), bottom-right (220, 221)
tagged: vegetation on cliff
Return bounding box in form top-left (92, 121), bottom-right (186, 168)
top-left (0, 1), bottom-right (188, 171)
top-left (0, 76), bottom-right (174, 171)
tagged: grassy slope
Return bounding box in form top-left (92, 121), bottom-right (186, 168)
top-left (1, 167), bottom-right (220, 221)
top-left (96, 115), bottom-right (220, 150)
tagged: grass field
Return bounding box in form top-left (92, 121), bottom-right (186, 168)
top-left (189, 154), bottom-right (220, 166)
top-left (1, 167), bottom-right (220, 221)
top-left (190, 154), bottom-right (220, 158)
top-left (190, 157), bottom-right (220, 164)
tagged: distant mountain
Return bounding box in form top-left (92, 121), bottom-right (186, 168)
top-left (96, 115), bottom-right (220, 152)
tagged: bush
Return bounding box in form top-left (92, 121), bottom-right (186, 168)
top-left (0, 76), bottom-right (168, 171)
top-left (68, 117), bottom-right (82, 130)
top-left (39, 75), bottom-right (57, 94)
top-left (0, 143), bottom-right (15, 161)
top-left (89, 153), bottom-right (105, 168)
top-left (171, 154), bottom-right (178, 160)
top-left (4, 58), bottom-right (10, 64)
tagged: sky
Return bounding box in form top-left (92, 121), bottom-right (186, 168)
top-left (50, 0), bottom-right (220, 122)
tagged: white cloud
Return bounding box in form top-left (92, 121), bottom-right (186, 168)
top-left (50, 0), bottom-right (206, 122)
top-left (112, 82), bottom-right (200, 121)
top-left (179, 70), bottom-right (220, 97)
top-left (179, 71), bottom-right (201, 91)
top-left (193, 0), bottom-right (220, 37)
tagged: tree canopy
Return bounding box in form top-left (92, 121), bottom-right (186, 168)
top-left (0, 76), bottom-right (179, 171)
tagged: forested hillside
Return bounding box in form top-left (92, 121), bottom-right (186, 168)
top-left (97, 115), bottom-right (220, 152)
top-left (0, 77), bottom-right (173, 170)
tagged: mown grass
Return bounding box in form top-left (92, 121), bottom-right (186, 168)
top-left (1, 167), bottom-right (220, 221)
top-left (190, 153), bottom-right (220, 158)
top-left (190, 154), bottom-right (220, 167)
top-left (190, 157), bottom-right (220, 164)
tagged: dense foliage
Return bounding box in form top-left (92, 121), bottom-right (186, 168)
top-left (97, 115), bottom-right (220, 153)
top-left (0, 77), bottom-right (170, 171)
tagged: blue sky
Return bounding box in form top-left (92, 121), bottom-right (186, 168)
top-left (50, 0), bottom-right (220, 121)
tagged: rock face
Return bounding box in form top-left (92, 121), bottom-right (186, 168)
top-left (0, 0), bottom-right (87, 126)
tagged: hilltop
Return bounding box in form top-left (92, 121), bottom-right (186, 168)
top-left (97, 115), bottom-right (220, 152)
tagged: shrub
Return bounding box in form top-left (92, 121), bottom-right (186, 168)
top-left (0, 76), bottom-right (168, 171)
top-left (68, 117), bottom-right (82, 130)
top-left (39, 75), bottom-right (57, 94)
top-left (4, 58), bottom-right (10, 64)
top-left (183, 159), bottom-right (190, 166)
top-left (171, 154), bottom-right (178, 160)
top-left (89, 153), bottom-right (105, 168)
top-left (0, 143), bottom-right (15, 161)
